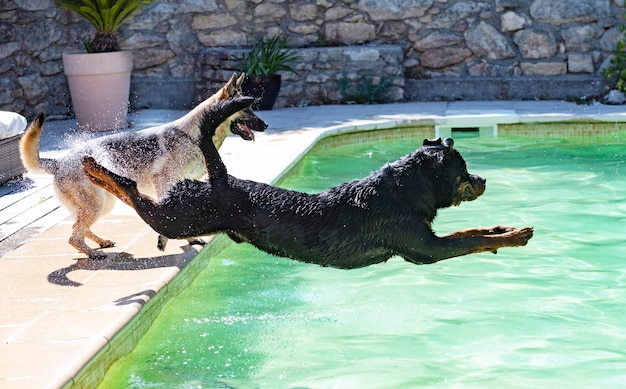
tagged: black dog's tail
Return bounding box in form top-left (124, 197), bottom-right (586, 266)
top-left (198, 96), bottom-right (256, 179)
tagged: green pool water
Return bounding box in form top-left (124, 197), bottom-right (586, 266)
top-left (98, 130), bottom-right (626, 388)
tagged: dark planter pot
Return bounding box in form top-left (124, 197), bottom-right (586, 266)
top-left (242, 74), bottom-right (281, 110)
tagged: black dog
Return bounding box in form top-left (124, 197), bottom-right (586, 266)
top-left (83, 97), bottom-right (533, 269)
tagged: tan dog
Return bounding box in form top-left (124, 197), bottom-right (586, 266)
top-left (20, 73), bottom-right (267, 259)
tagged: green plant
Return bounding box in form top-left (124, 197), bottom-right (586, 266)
top-left (240, 34), bottom-right (301, 76)
top-left (405, 66), bottom-right (430, 80)
top-left (603, 23), bottom-right (626, 92)
top-left (56, 0), bottom-right (156, 53)
top-left (338, 74), bottom-right (392, 104)
top-left (312, 33), bottom-right (341, 48)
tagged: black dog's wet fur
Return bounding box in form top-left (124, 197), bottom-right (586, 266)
top-left (84, 97), bottom-right (533, 269)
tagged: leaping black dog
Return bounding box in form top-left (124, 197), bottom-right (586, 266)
top-left (83, 97), bottom-right (533, 269)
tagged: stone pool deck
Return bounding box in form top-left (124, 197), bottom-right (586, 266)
top-left (1, 100), bottom-right (626, 388)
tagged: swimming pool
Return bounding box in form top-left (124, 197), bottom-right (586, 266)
top-left (98, 129), bottom-right (626, 388)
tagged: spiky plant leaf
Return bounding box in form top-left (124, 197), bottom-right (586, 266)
top-left (240, 34), bottom-right (301, 76)
top-left (55, 0), bottom-right (155, 52)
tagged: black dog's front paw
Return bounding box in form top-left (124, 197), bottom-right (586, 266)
top-left (488, 225), bottom-right (516, 235)
top-left (511, 226), bottom-right (534, 246)
top-left (495, 226), bottom-right (534, 247)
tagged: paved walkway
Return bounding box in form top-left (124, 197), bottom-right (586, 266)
top-left (1, 100), bottom-right (625, 388)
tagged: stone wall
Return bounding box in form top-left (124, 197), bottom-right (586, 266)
top-left (1, 0), bottom-right (625, 118)
top-left (193, 45), bottom-right (404, 108)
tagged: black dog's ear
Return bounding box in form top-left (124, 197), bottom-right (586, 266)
top-left (225, 96), bottom-right (256, 113)
top-left (423, 137), bottom-right (442, 147)
top-left (200, 96), bottom-right (256, 136)
top-left (213, 96), bottom-right (255, 121)
top-left (422, 137), bottom-right (455, 150)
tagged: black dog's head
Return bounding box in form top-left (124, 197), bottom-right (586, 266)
top-left (387, 137), bottom-right (486, 220)
top-left (422, 138), bottom-right (486, 207)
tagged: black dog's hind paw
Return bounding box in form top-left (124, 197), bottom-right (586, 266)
top-left (187, 237), bottom-right (208, 246)
top-left (157, 235), bottom-right (168, 251)
top-left (157, 235), bottom-right (206, 252)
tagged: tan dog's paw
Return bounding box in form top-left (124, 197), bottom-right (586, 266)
top-left (99, 240), bottom-right (115, 249)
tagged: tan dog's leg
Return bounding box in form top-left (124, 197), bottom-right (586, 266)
top-left (66, 190), bottom-right (115, 259)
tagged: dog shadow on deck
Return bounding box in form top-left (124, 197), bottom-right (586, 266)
top-left (47, 245), bottom-right (199, 288)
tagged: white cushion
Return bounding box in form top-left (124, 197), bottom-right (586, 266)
top-left (0, 111), bottom-right (27, 139)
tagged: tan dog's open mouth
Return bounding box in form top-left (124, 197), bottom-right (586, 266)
top-left (236, 122), bottom-right (254, 141)
top-left (230, 111), bottom-right (267, 141)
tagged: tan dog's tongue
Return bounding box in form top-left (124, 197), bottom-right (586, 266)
top-left (239, 123), bottom-right (254, 141)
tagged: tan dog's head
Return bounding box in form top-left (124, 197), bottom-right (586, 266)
top-left (212, 73), bottom-right (267, 146)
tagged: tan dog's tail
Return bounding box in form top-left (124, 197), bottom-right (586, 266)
top-left (19, 113), bottom-right (58, 175)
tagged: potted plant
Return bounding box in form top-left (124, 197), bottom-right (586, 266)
top-left (56, 0), bottom-right (155, 131)
top-left (240, 34), bottom-right (301, 110)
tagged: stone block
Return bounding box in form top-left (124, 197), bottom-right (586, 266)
top-left (530, 0), bottom-right (612, 25)
top-left (198, 31), bottom-right (247, 46)
top-left (516, 27), bottom-right (557, 59)
top-left (290, 4), bottom-right (318, 21)
top-left (465, 21), bottom-right (516, 59)
top-left (358, 0), bottom-right (433, 21)
top-left (500, 11), bottom-right (530, 32)
top-left (324, 22), bottom-right (376, 45)
top-left (133, 48), bottom-right (175, 70)
top-left (568, 53), bottom-right (594, 73)
top-left (191, 14), bottom-right (238, 30)
top-left (562, 25), bottom-right (600, 52)
top-left (253, 3), bottom-right (287, 21)
top-left (520, 61), bottom-right (567, 76)
top-left (420, 47), bottom-right (472, 68)
top-left (413, 32), bottom-right (463, 50)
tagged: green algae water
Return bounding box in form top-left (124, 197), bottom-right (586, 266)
top-left (99, 130), bottom-right (626, 388)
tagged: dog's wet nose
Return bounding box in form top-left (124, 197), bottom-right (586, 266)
top-left (472, 175), bottom-right (486, 196)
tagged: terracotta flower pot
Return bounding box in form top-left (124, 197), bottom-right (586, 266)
top-left (62, 51), bottom-right (133, 131)
top-left (242, 74), bottom-right (281, 110)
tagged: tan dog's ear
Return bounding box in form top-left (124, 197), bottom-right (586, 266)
top-left (236, 72), bottom-right (245, 89)
top-left (224, 73), bottom-right (238, 96)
